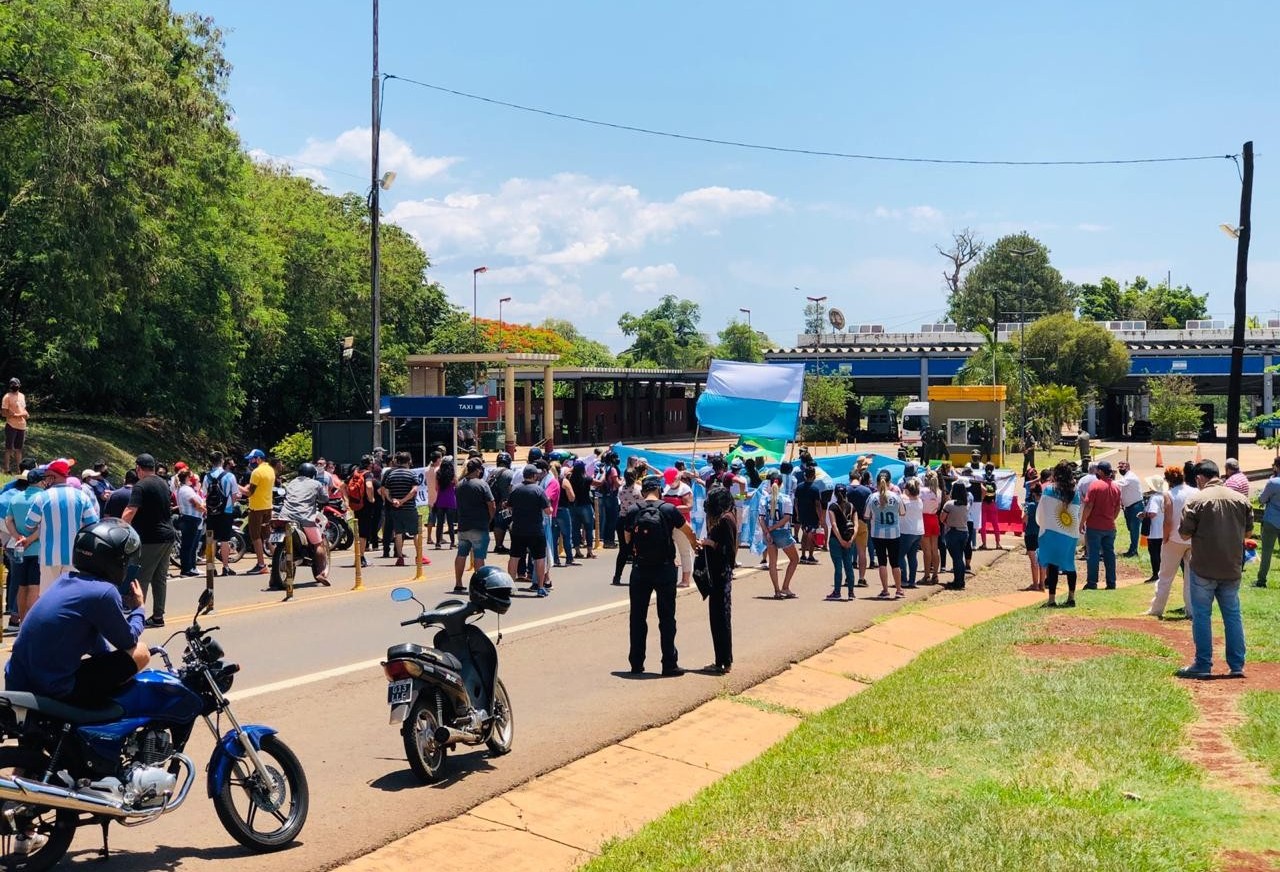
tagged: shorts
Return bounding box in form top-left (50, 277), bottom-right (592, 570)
top-left (11, 556), bottom-right (38, 587)
top-left (392, 506), bottom-right (420, 537)
top-left (457, 529), bottom-right (490, 560)
top-left (871, 537), bottom-right (901, 566)
top-left (247, 509), bottom-right (272, 543)
top-left (356, 505), bottom-right (379, 539)
top-left (1024, 532), bottom-right (1040, 552)
top-left (509, 531), bottom-right (547, 562)
top-left (296, 521), bottom-right (324, 547)
top-left (769, 528), bottom-right (797, 550)
top-left (854, 523), bottom-right (869, 546)
top-left (4, 425), bottom-right (24, 451)
top-left (209, 512), bottom-right (233, 544)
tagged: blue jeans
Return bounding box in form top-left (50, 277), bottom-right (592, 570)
top-left (943, 528), bottom-right (968, 586)
top-left (600, 492), bottom-right (620, 546)
top-left (829, 538), bottom-right (855, 591)
top-left (1187, 570), bottom-right (1246, 673)
top-left (554, 507), bottom-right (575, 563)
top-left (571, 503), bottom-right (595, 550)
top-left (1122, 502), bottom-right (1143, 555)
top-left (1085, 528), bottom-right (1117, 587)
top-left (177, 515), bottom-right (203, 574)
top-left (898, 533), bottom-right (921, 584)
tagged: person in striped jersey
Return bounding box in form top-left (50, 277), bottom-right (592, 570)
top-left (14, 459), bottom-right (100, 595)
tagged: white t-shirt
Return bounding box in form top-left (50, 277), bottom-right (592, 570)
top-left (900, 496), bottom-right (925, 536)
top-left (1145, 493), bottom-right (1165, 541)
top-left (1076, 473), bottom-right (1097, 501)
top-left (865, 492), bottom-right (903, 540)
top-left (1166, 484), bottom-right (1198, 545)
top-left (1118, 471), bottom-right (1143, 508)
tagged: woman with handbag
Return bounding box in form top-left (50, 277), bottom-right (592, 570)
top-left (699, 486), bottom-right (738, 675)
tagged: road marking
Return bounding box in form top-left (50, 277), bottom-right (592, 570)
top-left (229, 596), bottom-right (635, 701)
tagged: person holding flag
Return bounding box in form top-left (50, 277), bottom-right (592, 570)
top-left (1036, 461), bottom-right (1084, 608)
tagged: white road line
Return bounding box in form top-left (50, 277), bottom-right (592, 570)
top-left (229, 596), bottom-right (633, 701)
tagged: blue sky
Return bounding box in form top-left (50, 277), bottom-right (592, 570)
top-left (184, 1), bottom-right (1280, 351)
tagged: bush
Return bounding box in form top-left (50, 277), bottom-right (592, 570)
top-left (1146, 375), bottom-right (1202, 440)
top-left (271, 431), bottom-right (313, 468)
top-left (801, 421), bottom-right (844, 443)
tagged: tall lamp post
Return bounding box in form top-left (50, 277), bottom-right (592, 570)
top-left (805, 294), bottom-right (827, 376)
top-left (471, 266), bottom-right (488, 392)
top-left (1009, 246), bottom-right (1036, 437)
top-left (739, 307), bottom-right (752, 328)
top-left (369, 0), bottom-right (382, 451)
top-left (498, 296), bottom-right (512, 351)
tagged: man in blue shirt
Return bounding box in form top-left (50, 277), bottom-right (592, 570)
top-left (5, 519), bottom-right (148, 708)
top-left (1256, 456), bottom-right (1280, 589)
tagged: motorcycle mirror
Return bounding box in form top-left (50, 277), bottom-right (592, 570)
top-left (197, 588), bottom-right (214, 615)
top-left (389, 587), bottom-right (416, 603)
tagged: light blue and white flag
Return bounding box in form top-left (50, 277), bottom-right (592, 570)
top-left (690, 479), bottom-right (708, 538)
top-left (695, 360), bottom-right (806, 440)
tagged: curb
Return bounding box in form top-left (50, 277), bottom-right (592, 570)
top-left (334, 559), bottom-right (1055, 872)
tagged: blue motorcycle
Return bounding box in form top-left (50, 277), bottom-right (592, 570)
top-left (0, 589), bottom-right (308, 870)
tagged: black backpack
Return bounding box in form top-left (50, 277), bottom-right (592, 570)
top-left (205, 470), bottom-right (228, 514)
top-left (630, 502), bottom-right (672, 565)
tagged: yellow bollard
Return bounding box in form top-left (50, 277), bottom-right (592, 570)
top-left (284, 522), bottom-right (295, 601)
top-left (0, 554), bottom-right (6, 648)
top-left (413, 531), bottom-right (424, 580)
top-left (203, 529), bottom-right (216, 608)
top-left (351, 524), bottom-right (365, 591)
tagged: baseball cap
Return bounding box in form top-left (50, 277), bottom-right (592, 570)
top-left (244, 449), bottom-right (266, 461)
top-left (1096, 460), bottom-right (1113, 475)
top-left (46, 459), bottom-right (71, 477)
top-left (135, 453), bottom-right (157, 470)
top-left (522, 463), bottom-right (540, 478)
top-left (26, 469), bottom-right (44, 483)
top-left (81, 468), bottom-right (101, 479)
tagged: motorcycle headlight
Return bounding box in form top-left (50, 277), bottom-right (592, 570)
top-left (213, 661), bottom-right (240, 693)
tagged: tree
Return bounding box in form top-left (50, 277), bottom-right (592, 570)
top-left (955, 326), bottom-right (1019, 387)
top-left (802, 374), bottom-right (853, 442)
top-left (715, 322), bottom-right (766, 363)
top-left (1018, 314), bottom-right (1130, 398)
top-left (538, 319), bottom-right (618, 368)
top-left (1029, 384), bottom-right (1083, 436)
top-left (617, 295), bottom-right (710, 368)
top-left (1077, 275), bottom-right (1208, 328)
top-left (937, 228), bottom-right (985, 296)
top-left (1146, 376), bottom-right (1203, 440)
top-left (946, 233), bottom-right (1077, 331)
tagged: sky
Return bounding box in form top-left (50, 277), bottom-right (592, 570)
top-left (182, 0), bottom-right (1280, 352)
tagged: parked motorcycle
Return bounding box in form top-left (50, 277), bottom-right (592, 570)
top-left (384, 567), bottom-right (515, 783)
top-left (169, 506), bottom-right (249, 568)
top-left (0, 589), bottom-right (308, 869)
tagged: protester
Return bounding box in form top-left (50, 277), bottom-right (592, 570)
top-left (201, 452), bottom-right (238, 577)
top-left (2, 378), bottom-right (28, 474)
top-left (848, 469), bottom-right (873, 585)
top-left (699, 486), bottom-right (737, 674)
top-left (243, 448), bottom-right (274, 575)
top-left (1037, 460), bottom-right (1083, 608)
top-left (120, 453), bottom-right (174, 628)
top-left (1113, 459), bottom-right (1144, 558)
top-left (103, 470), bottom-right (138, 519)
top-left (824, 483), bottom-right (858, 600)
top-left (432, 457), bottom-right (458, 551)
top-left (381, 451), bottom-right (422, 568)
top-left (1081, 459), bottom-right (1121, 590)
top-left (453, 457), bottom-right (495, 594)
top-left (596, 450), bottom-right (622, 548)
top-left (979, 463), bottom-right (1003, 550)
top-left (18, 459), bottom-right (100, 595)
top-left (621, 474), bottom-right (696, 676)
top-left (1141, 474), bottom-right (1166, 583)
top-left (1021, 480), bottom-right (1043, 592)
top-left (1146, 465), bottom-right (1198, 618)
top-left (793, 465), bottom-right (823, 565)
top-left (553, 461), bottom-right (578, 567)
top-left (1223, 458), bottom-right (1250, 497)
top-left (865, 469), bottom-right (905, 599)
top-left (488, 452), bottom-right (516, 555)
top-left (5, 472), bottom-right (41, 622)
top-left (660, 467), bottom-right (693, 587)
top-left (507, 464), bottom-right (552, 596)
top-left (920, 470), bottom-right (942, 584)
top-left (1176, 460), bottom-right (1251, 679)
top-left (568, 460), bottom-right (596, 560)
top-left (939, 482), bottom-right (971, 590)
top-left (899, 478), bottom-right (924, 588)
top-left (347, 455), bottom-right (377, 568)
top-left (174, 469), bottom-right (205, 578)
top-left (1257, 456), bottom-right (1280, 589)
top-left (611, 465), bottom-right (642, 586)
top-left (759, 471), bottom-right (800, 598)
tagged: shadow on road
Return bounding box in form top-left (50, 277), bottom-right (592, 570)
top-left (368, 752), bottom-right (499, 793)
top-left (66, 839), bottom-right (304, 871)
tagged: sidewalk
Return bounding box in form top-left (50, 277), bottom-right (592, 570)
top-left (335, 571), bottom-right (1057, 872)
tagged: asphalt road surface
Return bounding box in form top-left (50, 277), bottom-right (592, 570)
top-left (28, 544), bottom-right (977, 870)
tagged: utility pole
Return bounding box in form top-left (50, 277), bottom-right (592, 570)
top-left (1227, 141), bottom-right (1253, 459)
top-left (369, 0), bottom-right (382, 452)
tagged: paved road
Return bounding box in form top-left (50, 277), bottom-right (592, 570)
top-left (37, 544), bottom-right (1001, 871)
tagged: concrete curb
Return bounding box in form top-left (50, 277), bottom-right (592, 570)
top-left (334, 566), bottom-right (1060, 872)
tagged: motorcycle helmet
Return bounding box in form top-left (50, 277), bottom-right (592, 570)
top-left (297, 462), bottom-right (318, 479)
top-left (469, 565), bottom-right (514, 615)
top-left (73, 518), bottom-right (141, 585)
top-left (496, 451), bottom-right (512, 468)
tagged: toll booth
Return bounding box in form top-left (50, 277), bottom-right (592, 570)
top-left (927, 385), bottom-right (1008, 466)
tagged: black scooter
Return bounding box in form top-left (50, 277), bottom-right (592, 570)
top-left (383, 587), bottom-right (514, 782)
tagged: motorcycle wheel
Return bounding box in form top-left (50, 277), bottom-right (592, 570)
top-left (335, 522), bottom-right (353, 551)
top-left (0, 747), bottom-right (77, 872)
top-left (170, 539), bottom-right (182, 568)
top-left (485, 678), bottom-right (514, 756)
top-left (269, 547), bottom-right (287, 590)
top-left (229, 531), bottom-right (248, 564)
top-left (212, 734), bottom-right (309, 852)
top-left (402, 696), bottom-right (447, 783)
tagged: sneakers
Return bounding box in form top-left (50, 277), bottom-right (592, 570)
top-left (452, 586), bottom-right (466, 594)
top-left (824, 591), bottom-right (844, 601)
top-left (220, 566), bottom-right (237, 576)
top-left (395, 557), bottom-right (406, 567)
top-left (245, 564), bottom-right (267, 576)
top-left (144, 616), bottom-right (165, 628)
top-left (661, 666), bottom-right (685, 677)
top-left (536, 587), bottom-right (549, 598)
top-left (1176, 666), bottom-right (1213, 680)
top-left (15, 832), bottom-right (48, 855)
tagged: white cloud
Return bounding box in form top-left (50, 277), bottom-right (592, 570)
top-left (870, 204), bottom-right (945, 232)
top-left (1076, 222), bottom-right (1109, 233)
top-left (621, 263), bottom-right (680, 293)
top-left (294, 127), bottom-right (458, 182)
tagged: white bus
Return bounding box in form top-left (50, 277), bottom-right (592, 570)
top-left (900, 401), bottom-right (930, 445)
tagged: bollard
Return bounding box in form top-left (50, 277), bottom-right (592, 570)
top-left (203, 529), bottom-right (216, 608)
top-left (0, 554), bottom-right (7, 648)
top-left (413, 531), bottom-right (424, 580)
top-left (284, 522), bottom-right (295, 601)
top-left (352, 525), bottom-right (365, 591)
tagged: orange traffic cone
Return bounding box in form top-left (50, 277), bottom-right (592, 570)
top-left (1194, 443), bottom-right (1203, 462)
top-left (1154, 444), bottom-right (1163, 467)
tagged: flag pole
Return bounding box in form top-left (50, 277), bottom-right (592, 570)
top-left (690, 423), bottom-right (700, 470)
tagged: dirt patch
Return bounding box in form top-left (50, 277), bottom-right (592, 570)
top-left (1016, 641), bottom-right (1124, 661)
top-left (1219, 849), bottom-right (1280, 872)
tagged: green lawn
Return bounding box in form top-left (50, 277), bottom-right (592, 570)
top-left (16, 414), bottom-right (207, 478)
top-left (586, 585), bottom-right (1280, 872)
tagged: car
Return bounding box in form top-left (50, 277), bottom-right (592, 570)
top-left (1130, 420), bottom-right (1153, 441)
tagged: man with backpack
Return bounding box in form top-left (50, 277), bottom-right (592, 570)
top-left (621, 475), bottom-right (698, 677)
top-left (203, 451), bottom-right (241, 577)
top-left (346, 455), bottom-right (377, 568)
top-left (488, 452), bottom-right (515, 554)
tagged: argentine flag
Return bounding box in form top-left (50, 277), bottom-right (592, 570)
top-left (1035, 484), bottom-right (1082, 573)
top-left (696, 360), bottom-right (806, 441)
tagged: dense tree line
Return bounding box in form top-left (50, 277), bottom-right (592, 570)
top-left (0, 0), bottom-right (449, 443)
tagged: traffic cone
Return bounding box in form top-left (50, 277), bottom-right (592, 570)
top-left (1194, 442), bottom-right (1203, 462)
top-left (1154, 444), bottom-right (1163, 467)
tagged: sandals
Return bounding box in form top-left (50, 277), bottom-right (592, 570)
top-left (781, 590), bottom-right (798, 599)
top-left (773, 591), bottom-right (786, 599)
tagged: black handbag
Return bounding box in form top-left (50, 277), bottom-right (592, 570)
top-left (692, 551), bottom-right (713, 599)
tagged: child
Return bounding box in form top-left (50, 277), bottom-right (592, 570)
top-left (1022, 480), bottom-right (1043, 591)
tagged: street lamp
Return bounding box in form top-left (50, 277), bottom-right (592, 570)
top-left (739, 307), bottom-right (752, 328)
top-left (805, 294), bottom-right (827, 376)
top-left (498, 296), bottom-right (512, 351)
top-left (472, 266), bottom-right (488, 392)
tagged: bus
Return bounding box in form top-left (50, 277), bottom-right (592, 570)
top-left (900, 401), bottom-right (930, 445)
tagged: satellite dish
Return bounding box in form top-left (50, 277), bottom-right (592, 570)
top-left (828, 308), bottom-right (846, 331)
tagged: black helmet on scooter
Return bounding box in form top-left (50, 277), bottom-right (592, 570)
top-left (297, 462), bottom-right (317, 479)
top-left (469, 565), bottom-right (514, 615)
top-left (73, 518), bottom-right (141, 585)
top-left (495, 452), bottom-right (512, 468)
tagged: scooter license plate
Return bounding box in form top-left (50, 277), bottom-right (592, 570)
top-left (268, 532), bottom-right (285, 544)
top-left (387, 679), bottom-right (413, 706)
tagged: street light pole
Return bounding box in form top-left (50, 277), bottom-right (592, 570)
top-left (1009, 246), bottom-right (1036, 436)
top-left (739, 307), bottom-right (751, 328)
top-left (472, 265), bottom-right (487, 392)
top-left (805, 294), bottom-right (827, 376)
top-left (498, 296), bottom-right (512, 351)
top-left (1226, 141), bottom-right (1253, 460)
top-left (369, 0), bottom-right (382, 452)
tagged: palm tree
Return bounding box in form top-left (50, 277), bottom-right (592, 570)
top-left (955, 325), bottom-right (1018, 386)
top-left (1032, 384), bottom-right (1083, 437)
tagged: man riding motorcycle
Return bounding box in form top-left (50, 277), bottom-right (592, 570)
top-left (272, 462), bottom-right (330, 589)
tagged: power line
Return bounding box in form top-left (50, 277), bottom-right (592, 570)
top-left (384, 74), bottom-right (1238, 168)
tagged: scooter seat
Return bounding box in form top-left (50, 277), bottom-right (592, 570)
top-left (385, 643), bottom-right (462, 672)
top-left (0, 691), bottom-right (124, 725)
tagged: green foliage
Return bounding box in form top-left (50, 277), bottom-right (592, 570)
top-left (802, 300), bottom-right (825, 336)
top-left (946, 233), bottom-right (1077, 330)
top-left (954, 325), bottom-right (1020, 387)
top-left (538, 319), bottom-right (619, 369)
top-left (802, 374), bottom-right (853, 441)
top-left (271, 430), bottom-right (313, 468)
top-left (1077, 275), bottom-right (1208, 328)
top-left (714, 322), bottom-right (766, 363)
top-left (1018, 314), bottom-right (1131, 396)
top-left (1146, 375), bottom-right (1204, 440)
top-left (617, 295), bottom-right (710, 368)
top-left (1028, 384), bottom-right (1083, 436)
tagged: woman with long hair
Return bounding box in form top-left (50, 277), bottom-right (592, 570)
top-left (940, 482), bottom-right (970, 589)
top-left (433, 456), bottom-right (458, 549)
top-left (824, 484), bottom-right (858, 600)
top-left (920, 470), bottom-right (942, 584)
top-left (899, 478), bottom-right (925, 588)
top-left (700, 486), bottom-right (738, 673)
top-left (1036, 460), bottom-right (1083, 607)
top-left (568, 460), bottom-right (596, 560)
top-left (864, 470), bottom-right (905, 599)
top-left (611, 466), bottom-right (643, 585)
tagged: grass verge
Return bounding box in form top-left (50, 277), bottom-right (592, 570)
top-left (585, 592), bottom-right (1272, 872)
top-left (17, 414), bottom-right (207, 477)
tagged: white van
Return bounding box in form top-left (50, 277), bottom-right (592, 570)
top-left (900, 401), bottom-right (930, 445)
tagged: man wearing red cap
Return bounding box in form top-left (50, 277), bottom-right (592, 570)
top-left (15, 459), bottom-right (100, 594)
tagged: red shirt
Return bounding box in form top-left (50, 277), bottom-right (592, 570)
top-left (1084, 478), bottom-right (1121, 530)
